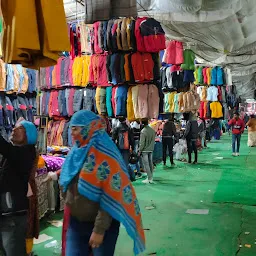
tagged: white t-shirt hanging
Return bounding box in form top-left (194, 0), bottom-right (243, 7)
top-left (207, 86), bottom-right (218, 102)
top-left (166, 67), bottom-right (173, 88)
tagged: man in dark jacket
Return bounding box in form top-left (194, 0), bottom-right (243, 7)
top-left (184, 113), bottom-right (200, 164)
top-left (0, 119), bottom-right (37, 256)
top-left (162, 116), bottom-right (176, 166)
top-left (112, 117), bottom-right (134, 167)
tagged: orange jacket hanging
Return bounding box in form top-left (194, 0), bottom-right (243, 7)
top-left (1, 0), bottom-right (70, 68)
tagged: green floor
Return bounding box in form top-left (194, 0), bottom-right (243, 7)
top-left (35, 133), bottom-right (256, 256)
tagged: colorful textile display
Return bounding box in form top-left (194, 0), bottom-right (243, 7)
top-left (69, 17), bottom-right (165, 57)
top-left (164, 91), bottom-right (200, 113)
top-left (194, 66), bottom-right (225, 86)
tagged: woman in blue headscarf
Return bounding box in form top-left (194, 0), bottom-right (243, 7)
top-left (60, 110), bottom-right (145, 256)
top-left (0, 118), bottom-right (38, 256)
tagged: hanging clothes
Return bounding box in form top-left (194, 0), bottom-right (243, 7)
top-left (148, 84), bottom-right (160, 119)
top-left (163, 41), bottom-right (184, 65)
top-left (181, 50), bottom-right (195, 70)
top-left (139, 18), bottom-right (166, 53)
top-left (127, 86), bottom-right (135, 121)
top-left (2, 0), bottom-right (70, 68)
top-left (207, 86), bottom-right (218, 102)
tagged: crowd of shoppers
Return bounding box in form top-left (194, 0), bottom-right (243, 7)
top-left (1, 108), bottom-right (252, 256)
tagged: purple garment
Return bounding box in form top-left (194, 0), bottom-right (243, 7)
top-left (36, 167), bottom-right (48, 176)
top-left (42, 155), bottom-right (65, 172)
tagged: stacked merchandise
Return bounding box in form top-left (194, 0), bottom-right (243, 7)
top-left (0, 60), bottom-right (38, 135)
top-left (161, 42), bottom-right (199, 114)
top-left (195, 65), bottom-right (227, 120)
top-left (39, 17), bottom-right (166, 148)
top-left (39, 17), bottom-right (164, 120)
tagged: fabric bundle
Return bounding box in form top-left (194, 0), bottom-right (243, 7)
top-left (1, 0), bottom-right (70, 68)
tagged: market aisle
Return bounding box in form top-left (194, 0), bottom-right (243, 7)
top-left (35, 133), bottom-right (256, 256)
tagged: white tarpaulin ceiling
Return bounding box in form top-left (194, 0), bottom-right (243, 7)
top-left (64, 0), bottom-right (256, 99)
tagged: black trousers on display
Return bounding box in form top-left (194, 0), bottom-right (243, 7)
top-left (162, 137), bottom-right (174, 165)
top-left (186, 139), bottom-right (198, 163)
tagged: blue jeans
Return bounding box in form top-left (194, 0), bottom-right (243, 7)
top-left (66, 216), bottom-right (120, 256)
top-left (232, 134), bottom-right (241, 153)
top-left (120, 149), bottom-right (129, 167)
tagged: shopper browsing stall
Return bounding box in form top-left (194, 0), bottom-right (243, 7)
top-left (0, 120), bottom-right (37, 256)
top-left (139, 119), bottom-right (156, 184)
top-left (228, 112), bottom-right (245, 156)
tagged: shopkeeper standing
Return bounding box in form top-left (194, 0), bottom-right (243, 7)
top-left (228, 112), bottom-right (245, 156)
top-left (0, 120), bottom-right (37, 256)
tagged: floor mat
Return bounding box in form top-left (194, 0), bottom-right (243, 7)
top-left (213, 137), bottom-right (256, 206)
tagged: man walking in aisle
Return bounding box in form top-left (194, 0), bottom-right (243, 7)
top-left (184, 112), bottom-right (200, 164)
top-left (228, 112), bottom-right (245, 156)
top-left (139, 119), bottom-right (156, 184)
top-left (162, 116), bottom-right (176, 167)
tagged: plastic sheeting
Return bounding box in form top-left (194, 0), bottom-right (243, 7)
top-left (63, 0), bottom-right (256, 99)
top-left (137, 0), bottom-right (256, 100)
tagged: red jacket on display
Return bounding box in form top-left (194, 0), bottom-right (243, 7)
top-left (135, 17), bottom-right (147, 52)
top-left (140, 18), bottom-right (166, 53)
top-left (228, 118), bottom-right (245, 134)
top-left (131, 52), bottom-right (154, 83)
